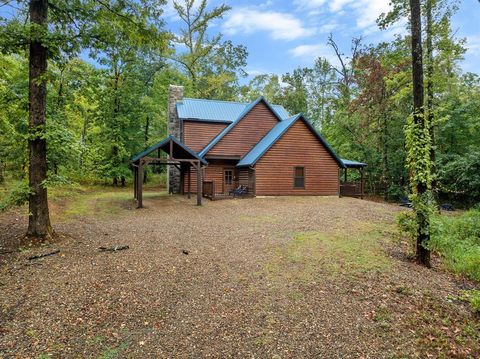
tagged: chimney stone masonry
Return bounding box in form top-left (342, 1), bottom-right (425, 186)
top-left (167, 85), bottom-right (184, 194)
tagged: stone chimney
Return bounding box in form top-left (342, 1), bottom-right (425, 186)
top-left (167, 85), bottom-right (184, 194)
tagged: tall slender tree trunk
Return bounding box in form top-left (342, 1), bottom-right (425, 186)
top-left (409, 0), bottom-right (430, 266)
top-left (426, 0), bottom-right (437, 193)
top-left (27, 0), bottom-right (52, 239)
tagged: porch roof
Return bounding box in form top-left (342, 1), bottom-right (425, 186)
top-left (131, 135), bottom-right (207, 165)
top-left (341, 159), bottom-right (367, 168)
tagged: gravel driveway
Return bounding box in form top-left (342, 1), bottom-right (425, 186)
top-left (1, 194), bottom-right (479, 358)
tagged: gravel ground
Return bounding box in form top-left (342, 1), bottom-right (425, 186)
top-left (0, 194), bottom-right (479, 358)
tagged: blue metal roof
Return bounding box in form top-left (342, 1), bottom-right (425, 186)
top-left (341, 159), bottom-right (367, 168)
top-left (177, 97), bottom-right (290, 123)
top-left (198, 97), bottom-right (286, 157)
top-left (237, 114), bottom-right (345, 168)
top-left (131, 135), bottom-right (207, 165)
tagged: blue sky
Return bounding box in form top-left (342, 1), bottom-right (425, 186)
top-left (165, 0), bottom-right (480, 77)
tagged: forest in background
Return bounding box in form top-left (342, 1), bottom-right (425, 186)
top-left (0, 0), bottom-right (479, 207)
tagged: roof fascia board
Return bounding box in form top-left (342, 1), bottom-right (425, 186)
top-left (131, 135), bottom-right (207, 165)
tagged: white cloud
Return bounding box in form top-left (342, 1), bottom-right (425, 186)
top-left (288, 44), bottom-right (339, 66)
top-left (246, 69), bottom-right (267, 77)
top-left (294, 0), bottom-right (393, 35)
top-left (466, 35), bottom-right (480, 56)
top-left (294, 0), bottom-right (328, 9)
top-left (330, 0), bottom-right (355, 12)
top-left (351, 0), bottom-right (392, 32)
top-left (222, 7), bottom-right (314, 41)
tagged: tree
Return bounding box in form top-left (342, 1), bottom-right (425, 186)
top-left (407, 0), bottom-right (432, 266)
top-left (0, 0), bottom-right (168, 239)
top-left (172, 0), bottom-right (247, 99)
top-left (27, 0), bottom-right (52, 238)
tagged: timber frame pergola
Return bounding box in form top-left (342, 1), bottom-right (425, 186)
top-left (131, 135), bottom-right (208, 208)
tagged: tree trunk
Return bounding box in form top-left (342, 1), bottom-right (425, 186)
top-left (79, 117), bottom-right (89, 169)
top-left (426, 0), bottom-right (437, 194)
top-left (27, 0), bottom-right (52, 239)
top-left (410, 0), bottom-right (430, 267)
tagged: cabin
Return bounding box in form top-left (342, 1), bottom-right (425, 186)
top-left (131, 85), bottom-right (366, 206)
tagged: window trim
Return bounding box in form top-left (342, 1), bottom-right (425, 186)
top-left (293, 166), bottom-right (305, 189)
top-left (224, 169), bottom-right (234, 185)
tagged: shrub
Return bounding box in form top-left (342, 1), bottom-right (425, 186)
top-left (461, 290), bottom-right (480, 314)
top-left (397, 208), bottom-right (480, 282)
top-left (0, 181), bottom-right (31, 211)
top-left (430, 209), bottom-right (480, 281)
top-left (397, 211), bottom-right (418, 239)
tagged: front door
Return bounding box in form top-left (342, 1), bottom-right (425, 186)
top-left (223, 168), bottom-right (234, 194)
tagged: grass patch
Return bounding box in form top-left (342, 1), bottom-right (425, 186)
top-left (398, 208), bottom-right (480, 282)
top-left (265, 224), bottom-right (392, 284)
top-left (97, 342), bottom-right (129, 359)
top-left (48, 185), bottom-right (167, 222)
top-left (430, 209), bottom-right (480, 282)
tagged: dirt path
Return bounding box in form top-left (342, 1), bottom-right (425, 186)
top-left (1, 194), bottom-right (479, 358)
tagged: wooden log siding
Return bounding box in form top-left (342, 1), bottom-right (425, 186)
top-left (183, 121), bottom-right (227, 152)
top-left (207, 102), bottom-right (279, 157)
top-left (183, 159), bottom-right (235, 195)
top-left (255, 120), bottom-right (340, 196)
top-left (238, 167), bottom-right (249, 187)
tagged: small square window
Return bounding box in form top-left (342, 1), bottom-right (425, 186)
top-left (294, 167), bottom-right (305, 188)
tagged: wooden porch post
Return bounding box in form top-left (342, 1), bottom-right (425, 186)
top-left (137, 160), bottom-right (143, 208)
top-left (180, 166), bottom-right (185, 195)
top-left (196, 161), bottom-right (202, 206)
top-left (133, 165), bottom-right (137, 200)
top-left (187, 165), bottom-right (191, 199)
top-left (360, 168), bottom-right (365, 199)
top-left (344, 168), bottom-right (347, 183)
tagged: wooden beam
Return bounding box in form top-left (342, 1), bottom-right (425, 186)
top-left (360, 168), bottom-right (365, 199)
top-left (187, 165), bottom-right (191, 199)
top-left (133, 166), bottom-right (137, 200)
top-left (196, 161), bottom-right (202, 206)
top-left (344, 168), bottom-right (347, 183)
top-left (180, 166), bottom-right (184, 195)
top-left (137, 161), bottom-right (143, 208)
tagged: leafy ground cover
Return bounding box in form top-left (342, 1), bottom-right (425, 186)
top-left (0, 189), bottom-right (479, 358)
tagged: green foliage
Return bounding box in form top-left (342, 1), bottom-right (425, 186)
top-left (437, 152), bottom-right (480, 205)
top-left (460, 290), bottom-right (480, 314)
top-left (172, 0), bottom-right (247, 100)
top-left (429, 209), bottom-right (480, 281)
top-left (470, 291), bottom-right (480, 314)
top-left (0, 181), bottom-right (31, 211)
top-left (397, 211), bottom-right (418, 240)
top-left (399, 208), bottom-right (480, 281)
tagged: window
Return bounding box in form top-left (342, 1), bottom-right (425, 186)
top-left (293, 167), bottom-right (305, 188)
top-left (224, 170), bottom-right (233, 185)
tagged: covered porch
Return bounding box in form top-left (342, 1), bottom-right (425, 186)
top-left (340, 159), bottom-right (367, 198)
top-left (201, 160), bottom-right (255, 200)
top-left (131, 136), bottom-right (207, 207)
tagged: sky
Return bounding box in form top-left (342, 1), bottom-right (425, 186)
top-left (1, 0), bottom-right (478, 76)
top-left (164, 0), bottom-right (480, 78)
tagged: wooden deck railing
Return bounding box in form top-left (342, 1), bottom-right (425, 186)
top-left (340, 181), bottom-right (364, 198)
